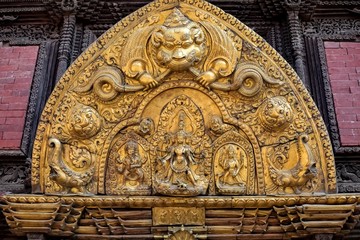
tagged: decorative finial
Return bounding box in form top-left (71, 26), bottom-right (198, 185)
top-left (164, 8), bottom-right (190, 27)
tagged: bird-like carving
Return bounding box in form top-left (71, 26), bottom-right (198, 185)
top-left (338, 164), bottom-right (360, 182)
top-left (268, 135), bottom-right (318, 194)
top-left (48, 138), bottom-right (94, 194)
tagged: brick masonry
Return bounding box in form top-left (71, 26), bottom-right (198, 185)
top-left (324, 41), bottom-right (360, 146)
top-left (0, 46), bottom-right (39, 149)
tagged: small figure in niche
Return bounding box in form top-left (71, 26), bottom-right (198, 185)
top-left (116, 141), bottom-right (144, 187)
top-left (219, 145), bottom-right (245, 186)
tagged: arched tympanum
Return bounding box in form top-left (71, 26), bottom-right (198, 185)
top-left (31, 0), bottom-right (336, 197)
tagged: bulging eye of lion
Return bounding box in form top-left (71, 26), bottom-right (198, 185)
top-left (182, 40), bottom-right (193, 48)
top-left (164, 42), bottom-right (174, 49)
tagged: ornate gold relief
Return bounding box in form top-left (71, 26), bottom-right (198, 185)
top-left (257, 96), bottom-right (293, 132)
top-left (46, 138), bottom-right (95, 194)
top-left (212, 130), bottom-right (256, 195)
top-left (152, 95), bottom-right (212, 196)
top-left (152, 207), bottom-right (205, 226)
top-left (106, 132), bottom-right (151, 195)
top-left (263, 134), bottom-right (320, 195)
top-left (67, 105), bottom-right (101, 139)
top-left (31, 0), bottom-right (336, 198)
top-left (168, 229), bottom-right (196, 240)
top-left (3, 1), bottom-right (354, 238)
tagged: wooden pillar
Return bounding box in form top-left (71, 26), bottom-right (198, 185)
top-left (55, 0), bottom-right (77, 81)
top-left (56, 14), bottom-right (76, 81)
top-left (285, 1), bottom-right (308, 88)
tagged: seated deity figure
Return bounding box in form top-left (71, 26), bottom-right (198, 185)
top-left (116, 141), bottom-right (144, 187)
top-left (159, 113), bottom-right (199, 188)
top-left (219, 145), bottom-right (245, 186)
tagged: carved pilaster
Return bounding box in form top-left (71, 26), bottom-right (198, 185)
top-left (81, 28), bottom-right (97, 52)
top-left (304, 36), bottom-right (330, 128)
top-left (56, 14), bottom-right (76, 81)
top-left (286, 4), bottom-right (308, 87)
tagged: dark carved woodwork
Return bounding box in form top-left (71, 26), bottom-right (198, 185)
top-left (314, 234), bottom-right (334, 240)
top-left (304, 36), bottom-right (330, 129)
top-left (302, 6), bottom-right (360, 194)
top-left (303, 17), bottom-right (360, 156)
top-left (285, 1), bottom-right (308, 88)
top-left (336, 160), bottom-right (360, 193)
top-left (56, 14), bottom-right (76, 81)
top-left (71, 23), bottom-right (84, 62)
top-left (258, 0), bottom-right (318, 20)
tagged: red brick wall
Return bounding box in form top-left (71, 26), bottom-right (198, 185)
top-left (0, 46), bottom-right (39, 149)
top-left (324, 41), bottom-right (360, 146)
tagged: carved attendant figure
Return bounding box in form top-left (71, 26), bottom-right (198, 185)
top-left (219, 145), bottom-right (245, 186)
top-left (116, 141), bottom-right (144, 187)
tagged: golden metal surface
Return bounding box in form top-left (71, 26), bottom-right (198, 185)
top-left (30, 0), bottom-right (336, 197)
top-left (1, 194), bottom-right (360, 238)
top-left (152, 207), bottom-right (205, 226)
top-left (2, 0), bottom-right (350, 238)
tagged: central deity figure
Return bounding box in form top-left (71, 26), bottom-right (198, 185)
top-left (152, 95), bottom-right (212, 196)
top-left (159, 112), bottom-right (199, 187)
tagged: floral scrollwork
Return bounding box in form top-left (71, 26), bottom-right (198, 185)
top-left (74, 66), bottom-right (144, 101)
top-left (210, 63), bottom-right (283, 95)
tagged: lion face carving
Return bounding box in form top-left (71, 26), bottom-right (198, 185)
top-left (151, 9), bottom-right (207, 71)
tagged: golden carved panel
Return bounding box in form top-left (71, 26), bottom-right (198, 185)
top-left (152, 207), bottom-right (205, 226)
top-left (30, 0), bottom-right (336, 198)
